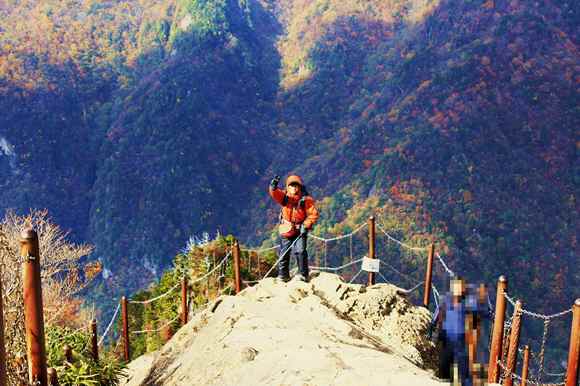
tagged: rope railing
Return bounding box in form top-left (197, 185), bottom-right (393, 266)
top-left (309, 222), bottom-right (368, 243)
top-left (129, 282), bottom-right (181, 305)
top-left (240, 244), bottom-right (280, 253)
top-left (434, 252), bottom-right (455, 277)
top-left (376, 223), bottom-right (428, 252)
top-left (432, 285), bottom-right (440, 308)
top-left (131, 314), bottom-right (181, 335)
top-left (7, 222), bottom-right (579, 386)
top-left (348, 269), bottom-right (364, 284)
top-left (98, 303), bottom-right (121, 347)
top-left (398, 281), bottom-right (425, 294)
top-left (309, 257), bottom-right (364, 272)
top-left (260, 236), bottom-right (303, 280)
top-left (379, 259), bottom-right (421, 285)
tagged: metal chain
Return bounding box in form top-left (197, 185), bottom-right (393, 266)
top-left (503, 292), bottom-right (572, 320)
top-left (500, 313), bottom-right (514, 380)
top-left (536, 319), bottom-right (550, 384)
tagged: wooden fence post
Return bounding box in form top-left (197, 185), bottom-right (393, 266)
top-left (423, 243), bottom-right (435, 308)
top-left (121, 296), bottom-right (130, 362)
top-left (47, 368), bottom-right (59, 386)
top-left (367, 216), bottom-right (375, 286)
top-left (521, 345), bottom-right (530, 386)
top-left (0, 266), bottom-right (6, 386)
top-left (21, 229), bottom-right (48, 386)
top-left (565, 298), bottom-right (580, 386)
top-left (503, 300), bottom-right (523, 386)
top-left (181, 277), bottom-right (188, 326)
top-left (233, 241), bottom-right (242, 294)
top-left (488, 275), bottom-right (508, 384)
top-left (90, 319), bottom-right (99, 362)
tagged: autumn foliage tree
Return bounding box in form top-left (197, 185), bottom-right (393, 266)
top-left (0, 210), bottom-right (97, 385)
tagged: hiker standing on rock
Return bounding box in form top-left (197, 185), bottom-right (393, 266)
top-left (268, 174), bottom-right (319, 282)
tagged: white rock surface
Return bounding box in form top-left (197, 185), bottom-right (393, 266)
top-left (122, 272), bottom-right (453, 386)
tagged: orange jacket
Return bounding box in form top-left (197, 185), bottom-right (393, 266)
top-left (269, 187), bottom-right (319, 229)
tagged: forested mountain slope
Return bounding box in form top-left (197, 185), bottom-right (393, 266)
top-left (0, 0), bottom-right (577, 355)
top-left (253, 0), bottom-right (578, 310)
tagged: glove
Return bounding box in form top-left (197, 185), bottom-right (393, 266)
top-left (270, 175), bottom-right (281, 189)
top-left (300, 224), bottom-right (308, 235)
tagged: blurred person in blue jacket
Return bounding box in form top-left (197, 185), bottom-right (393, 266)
top-left (431, 277), bottom-right (472, 386)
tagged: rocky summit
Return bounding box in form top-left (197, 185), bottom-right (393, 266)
top-left (121, 272), bottom-right (449, 386)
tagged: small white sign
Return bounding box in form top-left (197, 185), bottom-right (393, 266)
top-left (362, 257), bottom-right (380, 273)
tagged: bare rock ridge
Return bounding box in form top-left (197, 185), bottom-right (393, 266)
top-left (122, 272), bottom-right (449, 386)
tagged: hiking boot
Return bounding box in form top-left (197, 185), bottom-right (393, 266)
top-left (294, 274), bottom-right (306, 282)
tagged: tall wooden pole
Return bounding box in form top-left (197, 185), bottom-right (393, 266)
top-left (90, 319), bottom-right (99, 362)
top-left (423, 243), bottom-right (435, 308)
top-left (367, 217), bottom-right (376, 286)
top-left (565, 299), bottom-right (580, 386)
top-left (503, 300), bottom-right (523, 386)
top-left (521, 345), bottom-right (530, 386)
top-left (233, 241), bottom-right (242, 294)
top-left (488, 275), bottom-right (508, 384)
top-left (0, 266), bottom-right (6, 386)
top-left (121, 296), bottom-right (130, 362)
top-left (181, 277), bottom-right (188, 326)
top-left (21, 229), bottom-right (48, 386)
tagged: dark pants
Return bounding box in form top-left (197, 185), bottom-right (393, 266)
top-left (438, 333), bottom-right (471, 386)
top-left (278, 234), bottom-right (309, 280)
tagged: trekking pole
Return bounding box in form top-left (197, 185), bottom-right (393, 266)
top-left (503, 300), bottom-right (523, 386)
top-left (565, 298), bottom-right (580, 386)
top-left (423, 243), bottom-right (435, 308)
top-left (21, 229), bottom-right (48, 385)
top-left (367, 217), bottom-right (375, 286)
top-left (488, 275), bottom-right (508, 384)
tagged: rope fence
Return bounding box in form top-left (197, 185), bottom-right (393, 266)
top-left (129, 282), bottom-right (181, 305)
top-left (98, 303), bottom-right (121, 347)
top-left (3, 221), bottom-right (578, 386)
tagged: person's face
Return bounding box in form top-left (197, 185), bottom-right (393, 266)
top-left (288, 183), bottom-right (301, 195)
top-left (451, 279), bottom-right (465, 298)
